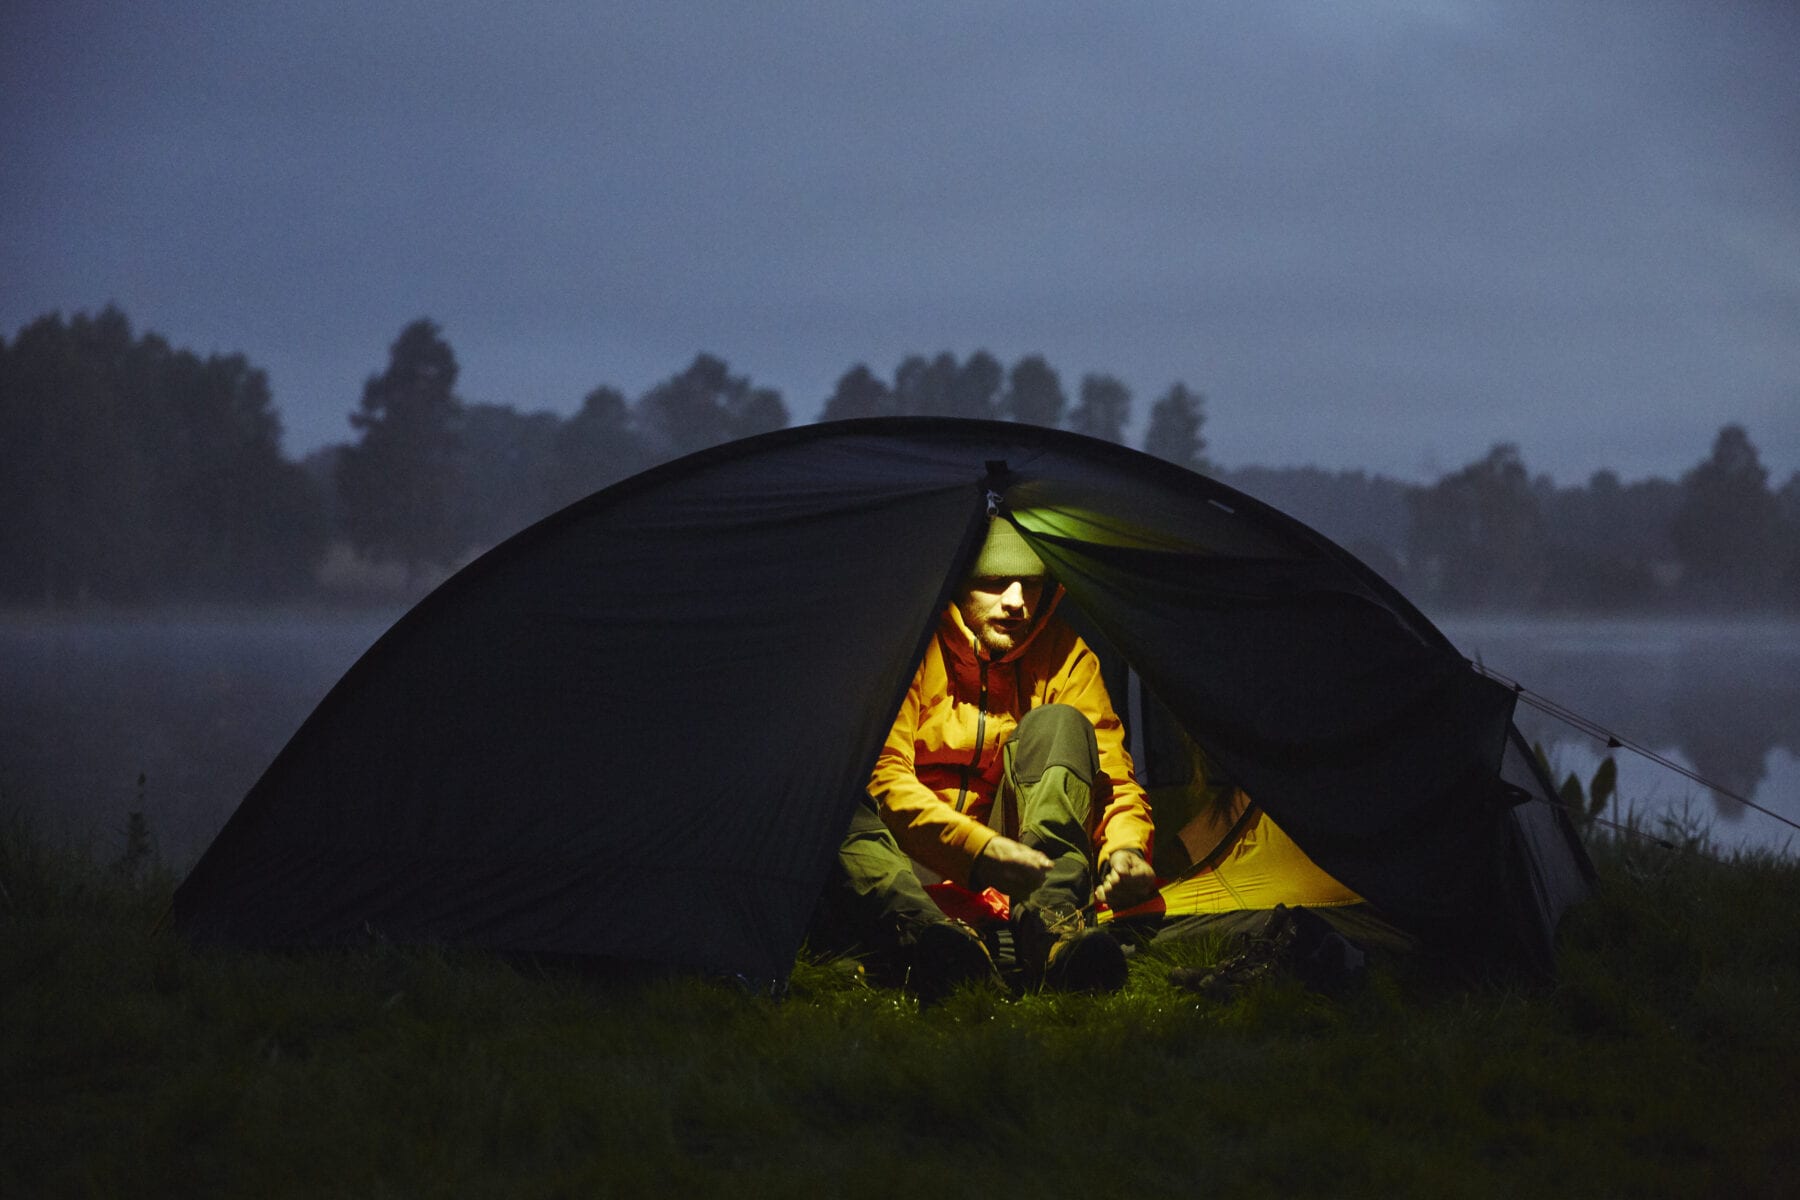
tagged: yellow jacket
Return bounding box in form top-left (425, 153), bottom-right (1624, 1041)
top-left (869, 591), bottom-right (1154, 885)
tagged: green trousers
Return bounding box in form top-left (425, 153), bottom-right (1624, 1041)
top-left (812, 703), bottom-right (1103, 975)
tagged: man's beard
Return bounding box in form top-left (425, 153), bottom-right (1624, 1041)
top-left (976, 624), bottom-right (1021, 657)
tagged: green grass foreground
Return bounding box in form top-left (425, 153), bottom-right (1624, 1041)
top-left (5, 819), bottom-right (1799, 1199)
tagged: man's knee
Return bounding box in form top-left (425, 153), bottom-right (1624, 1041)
top-left (841, 799), bottom-right (892, 843)
top-left (1009, 703), bottom-right (1100, 785)
top-left (838, 802), bottom-right (910, 875)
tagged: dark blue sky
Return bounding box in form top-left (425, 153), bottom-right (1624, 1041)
top-left (5, 1), bottom-right (1796, 483)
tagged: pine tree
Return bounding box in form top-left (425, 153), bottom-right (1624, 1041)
top-left (1068, 374), bottom-right (1131, 443)
top-left (1668, 424), bottom-right (1783, 604)
top-left (1002, 355), bottom-right (1065, 428)
top-left (1142, 382), bottom-right (1207, 470)
top-left (335, 319), bottom-right (467, 575)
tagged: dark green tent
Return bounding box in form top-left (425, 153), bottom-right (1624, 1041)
top-left (174, 419), bottom-right (1592, 982)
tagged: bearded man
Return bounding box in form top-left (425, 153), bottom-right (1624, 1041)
top-left (816, 515), bottom-right (1157, 1000)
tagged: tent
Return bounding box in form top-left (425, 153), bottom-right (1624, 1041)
top-left (174, 418), bottom-right (1593, 983)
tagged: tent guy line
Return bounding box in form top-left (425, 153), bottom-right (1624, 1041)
top-left (1469, 663), bottom-right (1800, 838)
top-left (1581, 812), bottom-right (1680, 855)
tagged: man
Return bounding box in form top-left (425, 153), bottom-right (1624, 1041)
top-left (819, 514), bottom-right (1157, 1000)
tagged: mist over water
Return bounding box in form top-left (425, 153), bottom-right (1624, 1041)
top-left (1440, 615), bottom-right (1800, 855)
top-left (0, 611), bottom-right (399, 865)
top-left (3, 611), bottom-right (1795, 868)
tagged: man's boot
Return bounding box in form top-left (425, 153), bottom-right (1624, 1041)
top-left (1013, 902), bottom-right (1128, 994)
top-left (906, 919), bottom-right (1004, 1005)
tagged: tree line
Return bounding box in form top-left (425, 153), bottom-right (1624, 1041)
top-left (3, 308), bottom-right (1794, 611)
top-left (1401, 429), bottom-right (1800, 610)
top-left (0, 308), bottom-right (323, 603)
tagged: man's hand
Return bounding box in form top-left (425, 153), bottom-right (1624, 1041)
top-left (973, 836), bottom-right (1054, 898)
top-left (1095, 849), bottom-right (1157, 910)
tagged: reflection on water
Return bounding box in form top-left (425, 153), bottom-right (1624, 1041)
top-left (2, 612), bottom-right (1796, 866)
top-left (1441, 616), bottom-right (1800, 855)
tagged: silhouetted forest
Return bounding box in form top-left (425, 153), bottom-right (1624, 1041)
top-left (4, 308), bottom-right (1796, 611)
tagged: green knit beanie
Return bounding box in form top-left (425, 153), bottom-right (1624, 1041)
top-left (969, 517), bottom-right (1047, 579)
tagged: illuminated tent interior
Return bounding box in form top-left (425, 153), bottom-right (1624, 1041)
top-left (173, 419), bottom-right (1593, 983)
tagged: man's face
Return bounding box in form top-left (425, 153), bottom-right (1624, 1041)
top-left (956, 574), bottom-right (1047, 658)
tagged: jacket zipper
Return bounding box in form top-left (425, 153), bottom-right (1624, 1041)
top-left (956, 660), bottom-right (990, 813)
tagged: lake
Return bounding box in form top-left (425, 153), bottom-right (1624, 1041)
top-left (1439, 615), bottom-right (1800, 856)
top-left (2, 610), bottom-right (1796, 867)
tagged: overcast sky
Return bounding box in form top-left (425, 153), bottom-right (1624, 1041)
top-left (4, 0), bottom-right (1796, 484)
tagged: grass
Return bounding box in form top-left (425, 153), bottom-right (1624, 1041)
top-left (5, 812), bottom-right (1800, 1199)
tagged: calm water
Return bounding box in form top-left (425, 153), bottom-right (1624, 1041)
top-left (3, 611), bottom-right (1796, 866)
top-left (1, 610), bottom-right (401, 865)
top-left (1439, 615), bottom-right (1800, 855)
